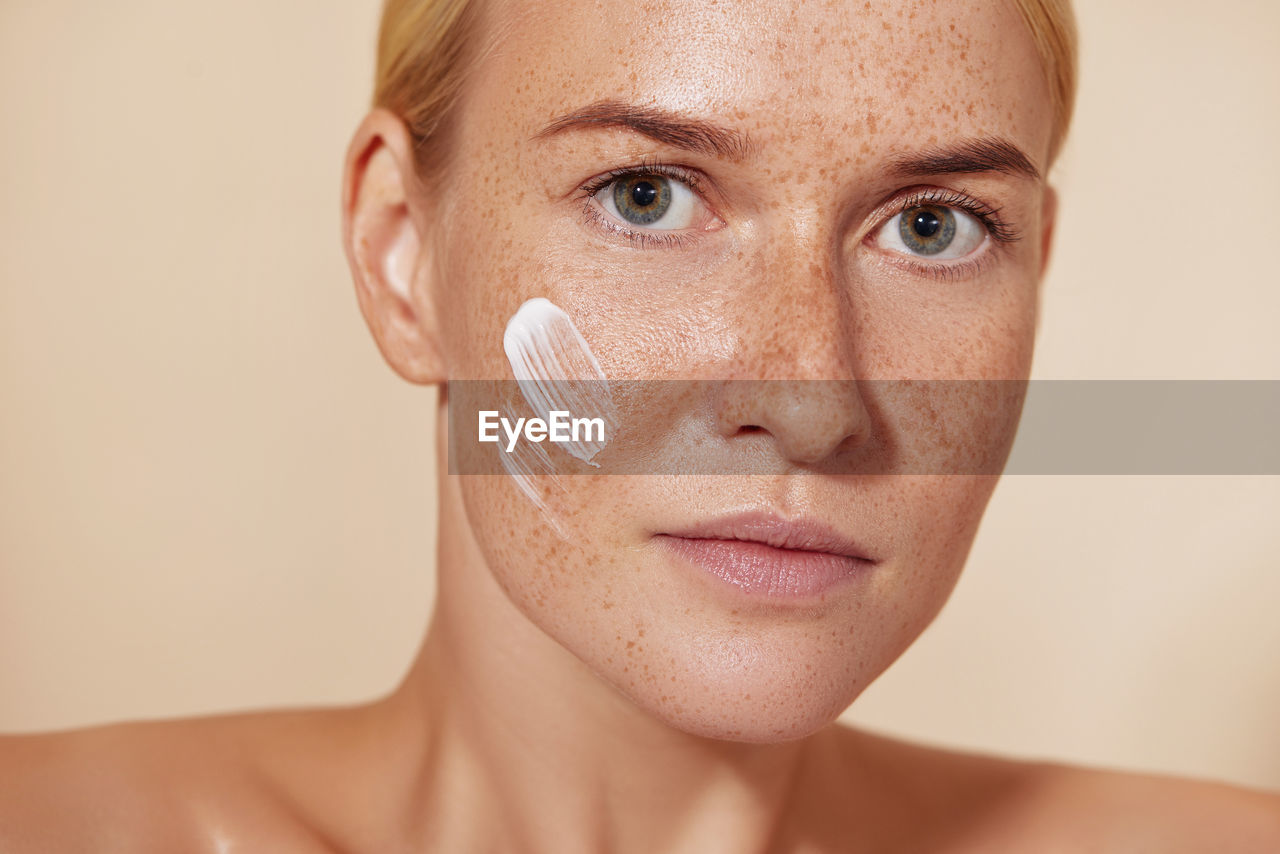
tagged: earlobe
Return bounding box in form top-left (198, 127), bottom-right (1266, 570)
top-left (341, 108), bottom-right (446, 385)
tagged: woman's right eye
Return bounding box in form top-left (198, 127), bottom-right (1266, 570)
top-left (590, 172), bottom-right (709, 233)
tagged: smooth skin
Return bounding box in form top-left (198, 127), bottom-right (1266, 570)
top-left (4, 0), bottom-right (1279, 851)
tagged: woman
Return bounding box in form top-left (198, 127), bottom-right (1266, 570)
top-left (3, 0), bottom-right (1278, 850)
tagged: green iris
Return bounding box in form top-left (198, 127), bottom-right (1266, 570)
top-left (898, 205), bottom-right (956, 255)
top-left (612, 174), bottom-right (672, 225)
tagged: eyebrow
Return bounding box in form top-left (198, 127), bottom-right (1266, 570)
top-left (533, 102), bottom-right (1038, 181)
top-left (889, 137), bottom-right (1041, 181)
top-left (532, 99), bottom-right (754, 160)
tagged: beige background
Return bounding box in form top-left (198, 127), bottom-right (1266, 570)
top-left (2, 0), bottom-right (1278, 791)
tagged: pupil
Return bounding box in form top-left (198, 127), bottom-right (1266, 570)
top-left (913, 210), bottom-right (941, 238)
top-left (631, 181), bottom-right (658, 208)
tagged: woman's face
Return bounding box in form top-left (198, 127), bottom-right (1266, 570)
top-left (423, 0), bottom-right (1054, 740)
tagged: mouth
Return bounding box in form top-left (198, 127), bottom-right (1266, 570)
top-left (654, 511), bottom-right (878, 600)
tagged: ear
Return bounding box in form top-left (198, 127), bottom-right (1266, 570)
top-left (1034, 184), bottom-right (1058, 334)
top-left (1037, 184), bottom-right (1058, 280)
top-left (341, 107), bottom-right (445, 384)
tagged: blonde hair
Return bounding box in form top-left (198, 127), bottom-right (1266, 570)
top-left (1009, 0), bottom-right (1079, 162)
top-left (372, 0), bottom-right (1079, 172)
top-left (372, 0), bottom-right (484, 177)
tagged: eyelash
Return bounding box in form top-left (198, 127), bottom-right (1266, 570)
top-left (891, 188), bottom-right (1020, 244)
top-left (575, 160), bottom-right (1021, 265)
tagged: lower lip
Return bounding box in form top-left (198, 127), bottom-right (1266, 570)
top-left (657, 536), bottom-right (872, 599)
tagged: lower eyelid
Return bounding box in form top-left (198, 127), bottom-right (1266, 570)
top-left (863, 233), bottom-right (1001, 282)
top-left (876, 254), bottom-right (990, 283)
top-left (579, 200), bottom-right (697, 249)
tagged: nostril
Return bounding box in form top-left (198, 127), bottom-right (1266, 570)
top-left (712, 380), bottom-right (873, 468)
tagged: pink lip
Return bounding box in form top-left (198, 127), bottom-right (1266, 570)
top-left (655, 512), bottom-right (877, 599)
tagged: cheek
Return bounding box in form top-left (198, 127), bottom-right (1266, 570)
top-left (853, 476), bottom-right (998, 666)
top-left (455, 468), bottom-right (643, 637)
top-left (891, 477), bottom-right (997, 577)
top-left (851, 266), bottom-right (1040, 382)
top-left (431, 181), bottom-right (554, 380)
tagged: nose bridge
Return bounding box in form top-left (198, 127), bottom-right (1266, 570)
top-left (710, 203), bottom-right (872, 467)
top-left (738, 205), bottom-right (854, 381)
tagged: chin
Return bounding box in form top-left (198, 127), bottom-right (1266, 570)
top-left (628, 677), bottom-right (861, 744)
top-left (592, 627), bottom-right (891, 744)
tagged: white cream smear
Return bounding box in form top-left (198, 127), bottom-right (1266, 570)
top-left (503, 297), bottom-right (618, 464)
top-left (497, 298), bottom-right (618, 535)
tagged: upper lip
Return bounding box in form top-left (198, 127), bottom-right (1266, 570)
top-left (659, 511), bottom-right (878, 562)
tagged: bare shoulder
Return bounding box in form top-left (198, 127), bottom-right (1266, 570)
top-left (0, 707), bottom-right (365, 854)
top-left (837, 726), bottom-right (1280, 854)
top-left (1025, 760), bottom-right (1280, 853)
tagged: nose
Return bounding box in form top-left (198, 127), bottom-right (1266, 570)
top-left (713, 379), bottom-right (871, 465)
top-left (710, 223), bottom-right (872, 466)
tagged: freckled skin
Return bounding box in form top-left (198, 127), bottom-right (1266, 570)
top-left (437, 0), bottom-right (1049, 745)
top-left (4, 1), bottom-right (1279, 853)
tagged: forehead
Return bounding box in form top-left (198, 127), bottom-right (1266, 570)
top-left (473, 0), bottom-right (1053, 171)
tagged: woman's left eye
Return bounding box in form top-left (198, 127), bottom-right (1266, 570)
top-left (594, 173), bottom-right (701, 231)
top-left (874, 204), bottom-right (987, 260)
